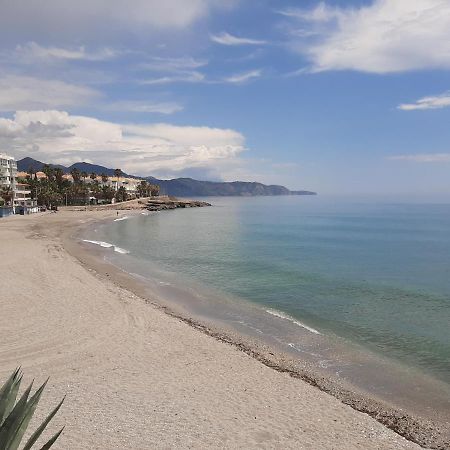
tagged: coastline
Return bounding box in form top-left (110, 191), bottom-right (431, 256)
top-left (70, 210), bottom-right (449, 449)
top-left (0, 208), bottom-right (447, 449)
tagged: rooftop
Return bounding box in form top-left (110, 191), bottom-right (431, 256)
top-left (0, 153), bottom-right (15, 160)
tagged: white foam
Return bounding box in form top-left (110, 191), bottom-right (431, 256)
top-left (82, 240), bottom-right (130, 254)
top-left (114, 246), bottom-right (130, 254)
top-left (141, 211), bottom-right (149, 216)
top-left (83, 239), bottom-right (113, 248)
top-left (114, 215), bottom-right (129, 222)
top-left (266, 309), bottom-right (320, 335)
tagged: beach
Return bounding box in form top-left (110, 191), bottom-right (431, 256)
top-left (0, 209), bottom-right (440, 449)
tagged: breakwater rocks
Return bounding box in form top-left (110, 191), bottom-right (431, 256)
top-left (146, 197), bottom-right (211, 211)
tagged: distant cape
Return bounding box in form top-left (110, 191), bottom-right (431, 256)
top-left (17, 157), bottom-right (317, 197)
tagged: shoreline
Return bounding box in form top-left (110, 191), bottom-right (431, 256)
top-left (0, 208), bottom-right (447, 449)
top-left (68, 209), bottom-right (448, 449)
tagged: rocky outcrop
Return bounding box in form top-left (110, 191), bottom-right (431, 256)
top-left (146, 197), bottom-right (211, 211)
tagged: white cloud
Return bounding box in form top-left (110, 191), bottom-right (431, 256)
top-left (14, 42), bottom-right (117, 62)
top-left (0, 110), bottom-right (246, 177)
top-left (282, 0), bottom-right (450, 73)
top-left (398, 92), bottom-right (450, 111)
top-left (0, 0), bottom-right (234, 38)
top-left (224, 70), bottom-right (262, 84)
top-left (388, 154), bottom-right (450, 163)
top-left (210, 32), bottom-right (266, 46)
top-left (278, 4), bottom-right (340, 23)
top-left (139, 56), bottom-right (207, 85)
top-left (142, 72), bottom-right (205, 85)
top-left (0, 76), bottom-right (100, 111)
top-left (105, 101), bottom-right (183, 114)
top-left (141, 56), bottom-right (207, 72)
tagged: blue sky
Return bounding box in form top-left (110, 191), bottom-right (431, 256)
top-left (0, 0), bottom-right (449, 196)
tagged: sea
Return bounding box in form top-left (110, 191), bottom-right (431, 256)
top-left (82, 196), bottom-right (450, 419)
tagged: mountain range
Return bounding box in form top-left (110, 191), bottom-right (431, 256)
top-left (17, 157), bottom-right (317, 197)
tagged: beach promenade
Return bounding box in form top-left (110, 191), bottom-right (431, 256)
top-left (0, 211), bottom-right (422, 449)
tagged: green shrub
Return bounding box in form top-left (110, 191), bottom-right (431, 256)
top-left (0, 368), bottom-right (64, 449)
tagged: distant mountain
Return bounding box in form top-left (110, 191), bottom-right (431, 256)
top-left (17, 157), bottom-right (317, 197)
top-left (17, 157), bottom-right (67, 173)
top-left (147, 177), bottom-right (316, 197)
top-left (17, 158), bottom-right (134, 178)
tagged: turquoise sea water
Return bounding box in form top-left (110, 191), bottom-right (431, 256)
top-left (88, 196), bottom-right (450, 385)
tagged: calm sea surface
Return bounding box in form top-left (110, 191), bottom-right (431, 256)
top-left (88, 196), bottom-right (450, 385)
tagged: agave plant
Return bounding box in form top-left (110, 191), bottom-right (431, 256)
top-left (0, 368), bottom-right (64, 450)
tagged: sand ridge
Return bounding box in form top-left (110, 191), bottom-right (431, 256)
top-left (0, 211), bottom-right (425, 449)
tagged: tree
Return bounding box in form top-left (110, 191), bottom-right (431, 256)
top-left (150, 184), bottom-right (160, 197)
top-left (101, 185), bottom-right (115, 203)
top-left (54, 168), bottom-right (64, 187)
top-left (101, 173), bottom-right (108, 183)
top-left (81, 171), bottom-right (88, 184)
top-left (115, 186), bottom-right (127, 203)
top-left (27, 166), bottom-right (36, 180)
top-left (70, 168), bottom-right (81, 184)
top-left (113, 169), bottom-right (122, 193)
top-left (42, 164), bottom-right (54, 181)
top-left (90, 172), bottom-right (97, 182)
top-left (0, 186), bottom-right (13, 205)
top-left (138, 180), bottom-right (149, 198)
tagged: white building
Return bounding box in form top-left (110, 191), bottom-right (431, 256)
top-left (14, 183), bottom-right (34, 207)
top-left (0, 154), bottom-right (38, 215)
top-left (0, 153), bottom-right (17, 204)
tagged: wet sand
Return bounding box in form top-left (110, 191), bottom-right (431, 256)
top-left (0, 208), bottom-right (447, 449)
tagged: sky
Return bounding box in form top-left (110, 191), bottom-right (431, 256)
top-left (0, 0), bottom-right (449, 196)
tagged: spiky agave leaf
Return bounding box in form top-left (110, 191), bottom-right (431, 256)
top-left (0, 380), bottom-right (34, 448)
top-left (0, 371), bottom-right (64, 450)
top-left (0, 369), bottom-right (22, 426)
top-left (38, 427), bottom-right (65, 450)
top-left (7, 379), bottom-right (49, 450)
top-left (23, 397), bottom-right (65, 450)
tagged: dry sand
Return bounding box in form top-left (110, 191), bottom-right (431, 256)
top-left (0, 210), bottom-right (427, 449)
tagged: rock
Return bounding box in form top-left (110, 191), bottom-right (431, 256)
top-left (145, 196), bottom-right (211, 212)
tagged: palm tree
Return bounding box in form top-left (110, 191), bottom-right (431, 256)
top-left (54, 168), bottom-right (64, 187)
top-left (150, 184), bottom-right (160, 197)
top-left (90, 172), bottom-right (97, 182)
top-left (113, 169), bottom-right (122, 192)
top-left (81, 171), bottom-right (88, 184)
top-left (70, 168), bottom-right (81, 184)
top-left (42, 164), bottom-right (54, 181)
top-left (115, 186), bottom-right (127, 203)
top-left (101, 185), bottom-right (115, 203)
top-left (138, 180), bottom-right (149, 198)
top-left (100, 173), bottom-right (108, 184)
top-left (27, 166), bottom-right (35, 181)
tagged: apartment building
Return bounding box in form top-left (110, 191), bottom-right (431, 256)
top-left (0, 155), bottom-right (38, 215)
top-left (0, 153), bottom-right (17, 198)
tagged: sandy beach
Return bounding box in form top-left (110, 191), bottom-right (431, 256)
top-left (0, 209), bottom-right (437, 449)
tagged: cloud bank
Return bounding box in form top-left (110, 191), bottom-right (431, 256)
top-left (0, 110), bottom-right (246, 178)
top-left (282, 0), bottom-right (450, 73)
top-left (1, 0), bottom-right (235, 40)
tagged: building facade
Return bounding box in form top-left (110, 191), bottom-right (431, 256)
top-left (0, 153), bottom-right (17, 206)
top-left (0, 154), bottom-right (38, 215)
